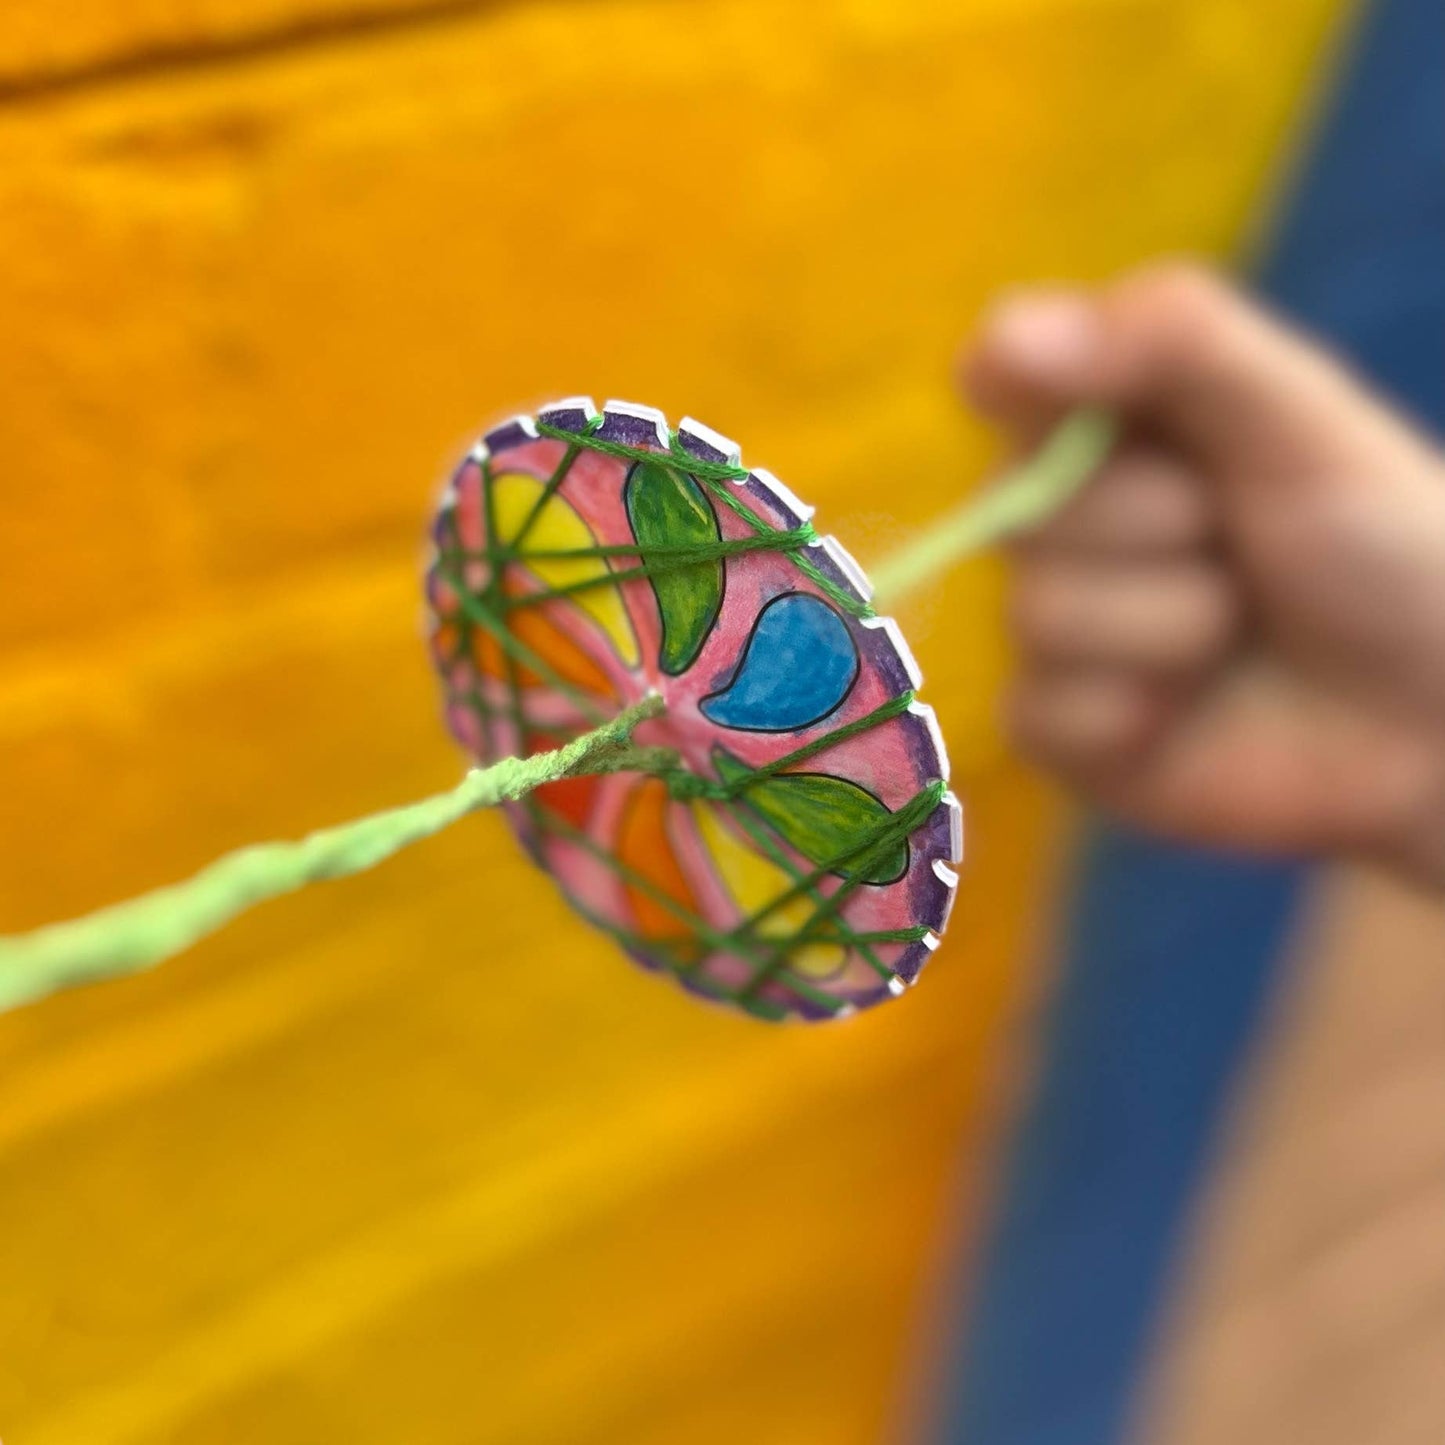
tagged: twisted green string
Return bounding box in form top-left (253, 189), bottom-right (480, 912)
top-left (0, 697), bottom-right (665, 1013)
top-left (0, 408), bottom-right (1114, 1015)
top-left (869, 408), bottom-right (1116, 602)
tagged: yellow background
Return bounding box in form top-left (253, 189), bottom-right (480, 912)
top-left (0, 2), bottom-right (1342, 1441)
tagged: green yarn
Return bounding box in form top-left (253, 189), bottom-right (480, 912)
top-left (0, 407), bottom-right (1113, 1016)
top-left (658, 693), bottom-right (917, 801)
top-left (525, 410), bottom-right (1118, 617)
top-left (534, 416), bottom-right (876, 620)
top-left (534, 418), bottom-right (752, 485)
top-left (868, 407), bottom-right (1118, 603)
top-left (0, 696), bottom-right (665, 1013)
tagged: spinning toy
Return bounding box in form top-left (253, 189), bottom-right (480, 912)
top-left (0, 406), bottom-right (1115, 1018)
top-left (428, 399), bottom-right (961, 1019)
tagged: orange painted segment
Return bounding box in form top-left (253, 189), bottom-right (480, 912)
top-left (617, 777), bottom-right (703, 952)
top-left (429, 618), bottom-right (460, 668)
top-left (473, 571), bottom-right (620, 700)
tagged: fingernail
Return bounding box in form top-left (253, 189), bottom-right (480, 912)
top-left (986, 295), bottom-right (1100, 384)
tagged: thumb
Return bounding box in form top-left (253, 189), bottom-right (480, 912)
top-left (974, 262), bottom-right (1395, 485)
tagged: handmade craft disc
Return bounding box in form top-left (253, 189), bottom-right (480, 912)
top-left (426, 398), bottom-right (962, 1020)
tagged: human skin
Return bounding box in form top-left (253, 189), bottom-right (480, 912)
top-left (958, 262), bottom-right (1445, 889)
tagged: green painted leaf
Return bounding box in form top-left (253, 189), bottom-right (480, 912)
top-left (714, 751), bottom-right (909, 886)
top-left (624, 460), bottom-right (723, 675)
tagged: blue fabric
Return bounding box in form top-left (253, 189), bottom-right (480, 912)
top-left (942, 834), bottom-right (1305, 1445)
top-left (938, 1), bottom-right (1445, 1441)
top-left (1255, 0), bottom-right (1445, 417)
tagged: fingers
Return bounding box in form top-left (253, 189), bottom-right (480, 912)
top-left (1006, 550), bottom-right (1241, 784)
top-left (1008, 441), bottom-right (1237, 674)
top-left (1007, 668), bottom-right (1167, 778)
top-left (959, 285), bottom-right (1084, 442)
top-left (1012, 556), bottom-right (1239, 672)
top-left (961, 260), bottom-right (1398, 483)
top-left (1014, 444), bottom-right (1216, 557)
top-left (1003, 429), bottom-right (1243, 781)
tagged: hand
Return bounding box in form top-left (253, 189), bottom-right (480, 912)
top-left (959, 262), bottom-right (1445, 888)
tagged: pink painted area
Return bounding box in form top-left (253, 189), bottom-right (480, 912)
top-left (425, 406), bottom-right (959, 1021)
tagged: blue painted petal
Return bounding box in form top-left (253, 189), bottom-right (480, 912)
top-left (700, 592), bottom-right (859, 732)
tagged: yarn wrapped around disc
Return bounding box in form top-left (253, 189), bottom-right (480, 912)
top-left (426, 398), bottom-right (962, 1021)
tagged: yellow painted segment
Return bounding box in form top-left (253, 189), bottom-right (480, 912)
top-left (693, 802), bottom-right (849, 980)
top-left (0, 1), bottom-right (1347, 1441)
top-left (491, 471), bottom-right (642, 668)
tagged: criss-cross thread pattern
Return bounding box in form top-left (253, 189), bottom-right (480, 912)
top-left (432, 415), bottom-right (939, 1019)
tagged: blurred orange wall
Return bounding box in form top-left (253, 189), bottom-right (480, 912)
top-left (0, 2), bottom-right (1344, 1442)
